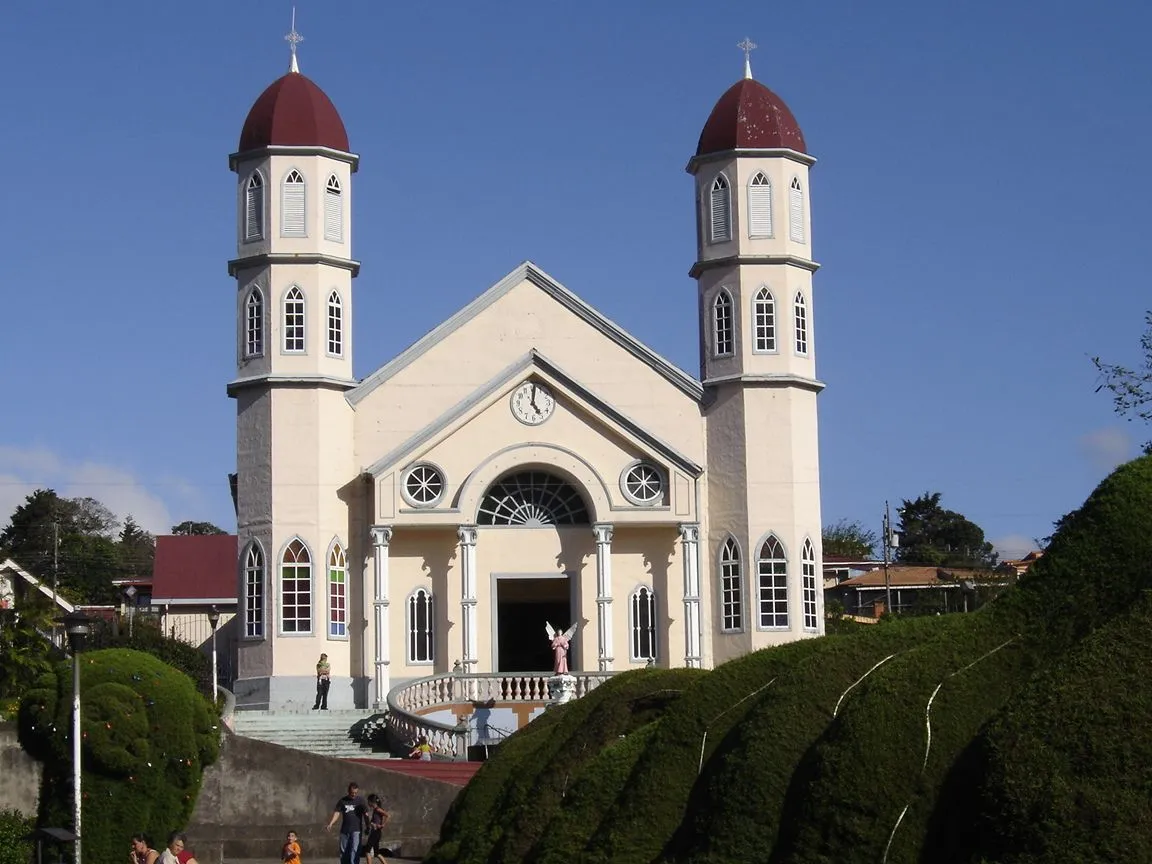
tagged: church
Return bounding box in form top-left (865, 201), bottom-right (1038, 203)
top-left (229, 36), bottom-right (825, 711)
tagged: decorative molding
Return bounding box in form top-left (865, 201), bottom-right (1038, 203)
top-left (348, 261), bottom-right (703, 405)
top-left (370, 525), bottom-right (394, 547)
top-left (593, 523), bottom-right (615, 545)
top-left (685, 147), bottom-right (817, 174)
top-left (678, 522), bottom-right (701, 544)
top-left (701, 372), bottom-right (826, 393)
top-left (457, 525), bottom-right (478, 546)
top-left (226, 373), bottom-right (358, 396)
top-left (228, 252), bottom-right (361, 277)
top-left (689, 254), bottom-right (820, 278)
top-left (230, 144), bottom-right (361, 171)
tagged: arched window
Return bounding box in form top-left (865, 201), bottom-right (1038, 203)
top-left (244, 542), bottom-right (264, 638)
top-left (478, 471), bottom-right (590, 525)
top-left (789, 177), bottom-right (805, 243)
top-left (710, 174), bottom-right (731, 243)
top-left (408, 588), bottom-right (434, 663)
top-left (794, 292), bottom-right (808, 355)
top-left (283, 286), bottom-right (305, 353)
top-left (720, 537), bottom-right (743, 631)
top-left (753, 287), bottom-right (775, 353)
top-left (757, 535), bottom-right (789, 628)
top-left (713, 289), bottom-right (734, 356)
top-left (748, 172), bottom-right (773, 238)
top-left (245, 287), bottom-right (264, 358)
top-left (281, 169), bottom-right (306, 237)
top-left (324, 174), bottom-right (343, 242)
top-left (630, 585), bottom-right (657, 661)
top-left (328, 542), bottom-right (347, 638)
top-left (802, 538), bottom-right (818, 631)
top-left (280, 538), bottom-right (312, 634)
top-left (327, 290), bottom-right (343, 357)
top-left (244, 172), bottom-right (265, 241)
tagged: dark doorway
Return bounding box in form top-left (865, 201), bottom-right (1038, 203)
top-left (497, 577), bottom-right (572, 673)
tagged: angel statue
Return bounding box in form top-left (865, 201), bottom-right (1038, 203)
top-left (545, 621), bottom-right (578, 676)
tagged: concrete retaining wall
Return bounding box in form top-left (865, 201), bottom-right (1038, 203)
top-left (0, 723), bottom-right (40, 816)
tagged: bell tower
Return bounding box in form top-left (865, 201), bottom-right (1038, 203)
top-left (228, 18), bottom-right (362, 710)
top-left (691, 42), bottom-right (825, 663)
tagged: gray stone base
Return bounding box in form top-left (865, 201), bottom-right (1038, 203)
top-left (233, 675), bottom-right (370, 710)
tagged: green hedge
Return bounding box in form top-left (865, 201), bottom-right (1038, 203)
top-left (0, 808), bottom-right (34, 864)
top-left (17, 649), bottom-right (219, 863)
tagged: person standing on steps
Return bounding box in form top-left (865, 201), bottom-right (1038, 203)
top-left (325, 781), bottom-right (367, 864)
top-left (313, 653), bottom-right (331, 710)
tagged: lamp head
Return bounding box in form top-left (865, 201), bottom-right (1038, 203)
top-left (60, 611), bottom-right (92, 651)
top-left (207, 606), bottom-right (221, 629)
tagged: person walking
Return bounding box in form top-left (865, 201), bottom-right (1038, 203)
top-left (313, 653), bottom-right (331, 710)
top-left (324, 781), bottom-right (367, 864)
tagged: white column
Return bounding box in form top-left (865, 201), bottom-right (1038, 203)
top-left (458, 525), bottom-right (478, 672)
top-left (679, 523), bottom-right (702, 668)
top-left (593, 523), bottom-right (614, 671)
top-left (370, 525), bottom-right (393, 708)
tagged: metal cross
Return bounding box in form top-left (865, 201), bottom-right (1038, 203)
top-left (738, 37), bottom-right (757, 63)
top-left (285, 7), bottom-right (304, 68)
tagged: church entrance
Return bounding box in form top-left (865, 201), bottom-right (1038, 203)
top-left (495, 575), bottom-right (572, 673)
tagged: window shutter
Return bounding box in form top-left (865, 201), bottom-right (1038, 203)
top-left (789, 178), bottom-right (805, 243)
top-left (324, 176), bottom-right (342, 242)
top-left (282, 172), bottom-right (306, 237)
top-left (749, 175), bottom-right (772, 237)
top-left (710, 176), bottom-right (731, 242)
top-left (245, 179), bottom-right (263, 240)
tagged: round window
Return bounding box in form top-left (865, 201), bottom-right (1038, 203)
top-left (403, 464), bottom-right (445, 507)
top-left (622, 463), bottom-right (663, 506)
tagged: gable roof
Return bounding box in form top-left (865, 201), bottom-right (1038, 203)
top-left (837, 566), bottom-right (996, 589)
top-left (348, 261), bottom-right (704, 406)
top-left (152, 535), bottom-right (239, 605)
top-left (0, 558), bottom-right (75, 612)
top-left (364, 349), bottom-right (704, 478)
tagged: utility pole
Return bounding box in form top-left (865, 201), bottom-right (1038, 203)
top-left (52, 521), bottom-right (59, 613)
top-left (882, 502), bottom-right (893, 616)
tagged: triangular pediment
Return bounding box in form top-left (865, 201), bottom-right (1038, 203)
top-left (363, 350), bottom-right (702, 479)
top-left (347, 261), bottom-right (703, 407)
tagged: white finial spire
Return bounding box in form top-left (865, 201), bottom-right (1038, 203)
top-left (738, 37), bottom-right (757, 79)
top-left (285, 7), bottom-right (304, 73)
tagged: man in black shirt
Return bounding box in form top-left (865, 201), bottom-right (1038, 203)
top-left (324, 781), bottom-right (367, 864)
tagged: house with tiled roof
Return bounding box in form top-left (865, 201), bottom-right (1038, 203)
top-left (826, 565), bottom-right (1010, 618)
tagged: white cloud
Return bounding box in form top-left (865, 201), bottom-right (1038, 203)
top-left (991, 533), bottom-right (1038, 559)
top-left (1079, 427), bottom-right (1136, 474)
top-left (0, 446), bottom-right (178, 536)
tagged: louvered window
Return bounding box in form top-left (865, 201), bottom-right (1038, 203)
top-left (749, 172), bottom-right (773, 238)
top-left (757, 536), bottom-right (789, 628)
top-left (245, 288), bottom-right (264, 358)
top-left (631, 586), bottom-right (657, 661)
top-left (324, 174), bottom-right (343, 242)
top-left (789, 177), bottom-right (805, 243)
top-left (281, 169), bottom-right (306, 237)
top-left (327, 290), bottom-right (343, 356)
top-left (794, 292), bottom-right (808, 355)
top-left (408, 589), bottom-right (435, 663)
top-left (710, 174), bottom-right (731, 243)
top-left (244, 543), bottom-right (264, 638)
top-left (713, 290), bottom-right (734, 356)
top-left (753, 287), bottom-right (775, 352)
top-left (328, 543), bottom-right (347, 638)
top-left (802, 539), bottom-right (818, 631)
top-left (280, 538), bottom-right (312, 634)
top-left (244, 172), bottom-right (265, 241)
top-left (284, 286), bottom-right (306, 353)
top-left (720, 537), bottom-right (743, 631)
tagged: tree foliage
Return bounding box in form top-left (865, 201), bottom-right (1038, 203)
top-left (821, 518), bottom-right (878, 558)
top-left (0, 597), bottom-right (60, 702)
top-left (1093, 311), bottom-right (1152, 447)
top-left (170, 520), bottom-right (226, 536)
top-left (895, 491), bottom-right (997, 568)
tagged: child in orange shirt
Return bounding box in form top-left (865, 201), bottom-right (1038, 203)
top-left (282, 831), bottom-right (302, 864)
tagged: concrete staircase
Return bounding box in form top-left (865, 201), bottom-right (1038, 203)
top-left (230, 709), bottom-right (382, 759)
top-left (350, 757), bottom-right (484, 787)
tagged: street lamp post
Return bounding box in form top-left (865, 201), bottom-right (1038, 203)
top-left (207, 606), bottom-right (221, 703)
top-left (124, 586), bottom-right (137, 638)
top-left (62, 612), bottom-right (91, 864)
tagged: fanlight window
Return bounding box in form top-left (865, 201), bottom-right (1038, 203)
top-left (329, 543), bottom-right (347, 638)
top-left (802, 538), bottom-right (818, 631)
top-left (244, 172), bottom-right (265, 240)
top-left (720, 537), bottom-right (743, 631)
top-left (757, 535), bottom-right (789, 629)
top-left (404, 464), bottom-right (445, 507)
top-left (622, 463), bottom-right (663, 505)
top-left (244, 543), bottom-right (264, 638)
top-left (710, 174), bottom-right (731, 242)
top-left (478, 471), bottom-right (590, 526)
top-left (280, 538), bottom-right (312, 633)
top-left (245, 287), bottom-right (264, 358)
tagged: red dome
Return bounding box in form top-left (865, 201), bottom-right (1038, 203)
top-left (696, 78), bottom-right (806, 156)
top-left (238, 72), bottom-right (349, 153)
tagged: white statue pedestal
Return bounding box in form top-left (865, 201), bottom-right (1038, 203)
top-left (547, 674), bottom-right (577, 705)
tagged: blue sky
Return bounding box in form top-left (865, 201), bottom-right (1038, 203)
top-left (1, 0), bottom-right (1148, 555)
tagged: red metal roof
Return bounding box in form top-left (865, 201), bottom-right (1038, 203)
top-left (696, 78), bottom-right (806, 156)
top-left (239, 72), bottom-right (349, 153)
top-left (152, 535), bottom-right (238, 602)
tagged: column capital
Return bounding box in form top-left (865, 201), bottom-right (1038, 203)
top-left (370, 525), bottom-right (393, 547)
top-left (592, 522), bottom-right (614, 544)
top-left (678, 522), bottom-right (701, 543)
top-left (457, 524), bottom-right (478, 546)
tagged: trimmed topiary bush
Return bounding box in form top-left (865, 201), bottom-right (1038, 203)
top-left (0, 808), bottom-right (34, 864)
top-left (17, 648), bottom-right (219, 863)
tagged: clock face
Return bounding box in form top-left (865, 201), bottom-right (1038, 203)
top-left (510, 381), bottom-right (556, 426)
